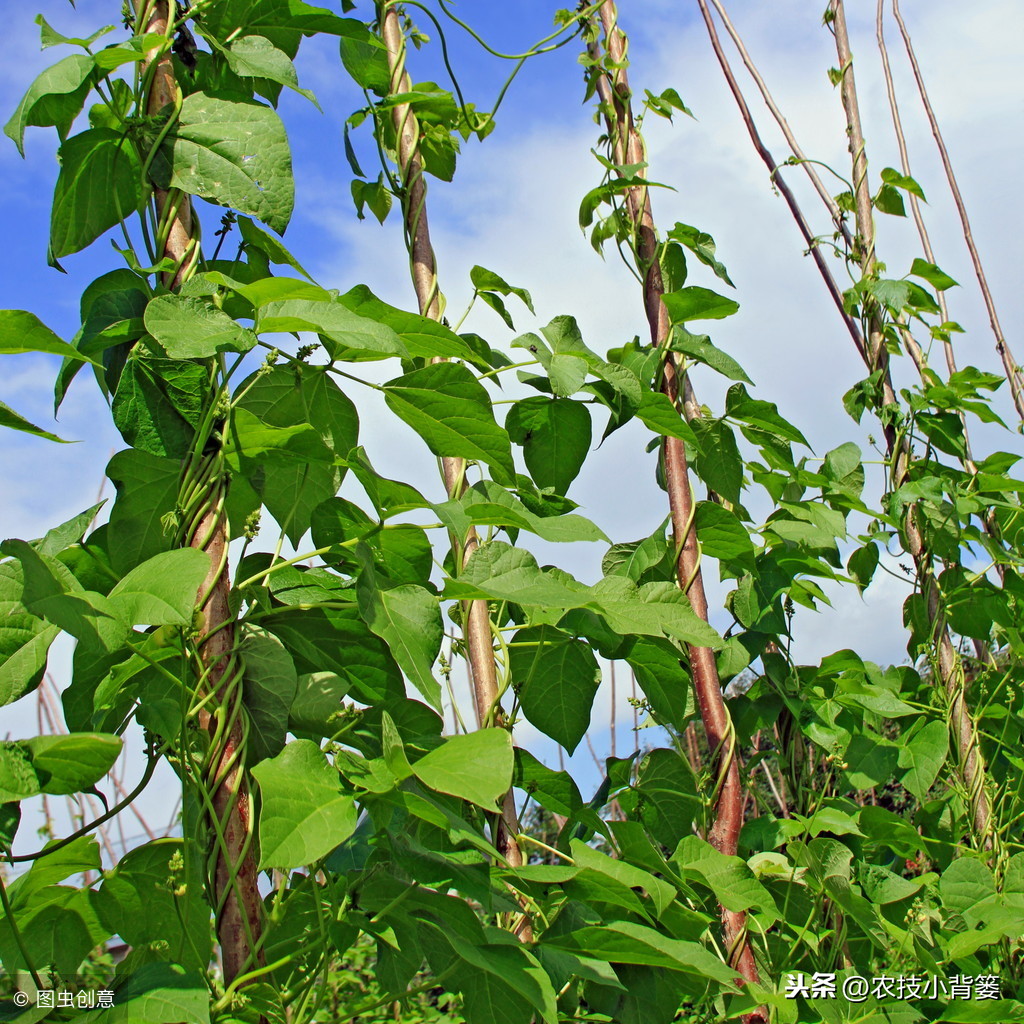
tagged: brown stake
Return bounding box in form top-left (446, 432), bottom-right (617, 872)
top-left (589, 5), bottom-right (764, 1014)
top-left (377, 3), bottom-right (528, 888)
top-left (134, 0), bottom-right (262, 984)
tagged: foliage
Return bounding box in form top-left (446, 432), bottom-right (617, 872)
top-left (0, 2), bottom-right (1021, 1024)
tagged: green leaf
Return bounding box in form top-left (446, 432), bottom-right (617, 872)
top-left (694, 501), bottom-right (755, 572)
top-left (384, 362), bottom-right (516, 485)
top-left (725, 383), bottom-right (809, 446)
top-left (662, 286), bottom-right (739, 322)
top-left (635, 390), bottom-right (699, 444)
top-left (509, 626), bottom-right (601, 753)
top-left (241, 629), bottom-right (297, 765)
top-left (144, 295), bottom-right (257, 358)
top-left (4, 53), bottom-right (94, 156)
top-left (254, 740), bottom-right (359, 869)
top-left (88, 963), bottom-right (210, 1023)
top-left (767, 501), bottom-right (846, 548)
top-left (24, 732), bottom-right (120, 794)
top-left (822, 441), bottom-right (864, 499)
top-left (154, 91), bottom-right (293, 233)
top-left (505, 397), bottom-right (591, 496)
top-left (412, 729), bottom-right (514, 809)
top-left (262, 601), bottom-right (403, 707)
top-left (237, 216), bottom-right (312, 278)
top-left (350, 173), bottom-right (393, 224)
top-left (545, 921), bottom-right (739, 984)
top-left (602, 530), bottom-right (671, 582)
top-left (94, 841), bottom-right (211, 972)
top-left (589, 576), bottom-right (723, 649)
top-left (847, 542), bottom-right (879, 591)
top-left (449, 543), bottom-right (590, 609)
top-left (0, 309), bottom-right (101, 365)
top-left (235, 364), bottom-right (358, 460)
top-left (106, 449), bottom-right (180, 574)
top-left (107, 549), bottom-right (210, 626)
top-left (50, 128), bottom-right (145, 259)
top-left (434, 480), bottom-right (608, 546)
top-left (0, 564), bottom-right (60, 707)
top-left (0, 399), bottom-right (67, 443)
top-left (338, 20), bottom-right (390, 92)
top-left (355, 545), bottom-right (442, 711)
top-left (667, 222), bottom-right (734, 287)
top-left (672, 835), bottom-right (777, 919)
top-left (897, 719), bottom-right (948, 800)
top-left (0, 743), bottom-right (41, 803)
top-left (1, 538), bottom-right (123, 649)
top-left (634, 748), bottom-right (702, 847)
top-left (690, 419), bottom-right (743, 504)
top-left (909, 258), bottom-right (958, 291)
top-left (201, 0), bottom-right (362, 55)
top-left (880, 166), bottom-right (926, 200)
top-left (443, 934), bottom-right (557, 1024)
top-left (670, 328), bottom-right (752, 383)
top-left (222, 34), bottom-right (318, 106)
top-left (34, 504), bottom-right (104, 559)
top-left (471, 265), bottom-right (535, 314)
top-left (514, 748), bottom-right (599, 828)
top-left (231, 364), bottom-right (358, 544)
top-left (625, 636), bottom-right (693, 729)
top-left (337, 286), bottom-right (479, 362)
top-left (939, 856), bottom-right (996, 915)
top-left (257, 296), bottom-right (407, 360)
top-left (36, 15), bottom-right (116, 51)
top-left (873, 183), bottom-right (906, 216)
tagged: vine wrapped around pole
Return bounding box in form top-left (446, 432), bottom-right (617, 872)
top-left (134, 0), bottom-right (263, 984)
top-left (829, 0), bottom-right (994, 848)
top-left (587, 3), bottom-right (764, 1013)
top-left (376, 1), bottom-right (528, 888)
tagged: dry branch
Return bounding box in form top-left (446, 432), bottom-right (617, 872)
top-left (695, 0), bottom-right (865, 360)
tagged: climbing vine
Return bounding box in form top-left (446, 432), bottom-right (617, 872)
top-left (0, 2), bottom-right (1021, 1024)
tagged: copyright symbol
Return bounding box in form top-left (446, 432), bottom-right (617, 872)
top-left (842, 975), bottom-right (870, 1002)
top-left (12, 991), bottom-right (29, 1007)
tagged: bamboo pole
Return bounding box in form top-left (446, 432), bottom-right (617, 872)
top-left (377, 2), bottom-right (528, 889)
top-left (829, 0), bottom-right (993, 845)
top-left (134, 0), bottom-right (262, 983)
top-left (588, 5), bottom-right (764, 1012)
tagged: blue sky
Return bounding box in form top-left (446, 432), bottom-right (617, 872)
top-left (1, 0), bottom-right (1021, 848)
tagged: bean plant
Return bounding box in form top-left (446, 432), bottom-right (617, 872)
top-left (0, 2), bottom-right (1021, 1023)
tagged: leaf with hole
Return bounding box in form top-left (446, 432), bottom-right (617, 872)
top-left (153, 91), bottom-right (294, 234)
